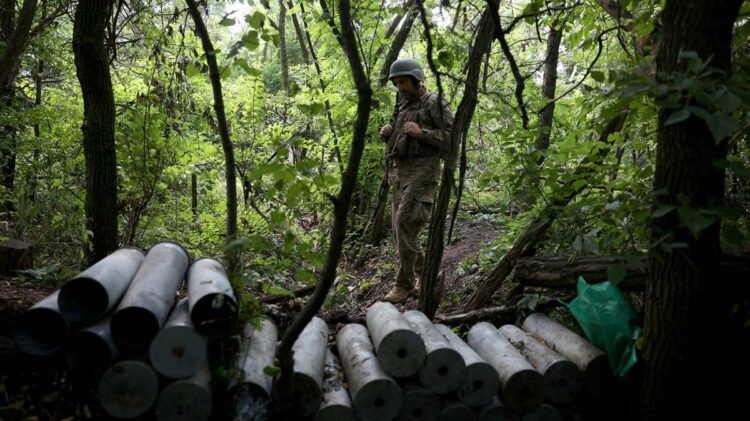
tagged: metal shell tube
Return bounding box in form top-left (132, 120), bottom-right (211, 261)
top-left (285, 316), bottom-right (328, 417)
top-left (499, 324), bottom-right (583, 404)
top-left (434, 323), bottom-right (500, 407)
top-left (313, 348), bottom-right (355, 421)
top-left (477, 396), bottom-right (518, 421)
top-left (235, 318), bottom-right (278, 398)
top-left (111, 241), bottom-right (190, 349)
top-left (98, 360), bottom-right (160, 419)
top-left (149, 297), bottom-right (207, 379)
top-left (520, 403), bottom-right (562, 421)
top-left (155, 363), bottom-right (212, 421)
top-left (403, 310), bottom-right (466, 394)
top-left (439, 399), bottom-right (477, 421)
top-left (336, 323), bottom-right (403, 421)
top-left (58, 248), bottom-right (145, 325)
top-left (14, 290), bottom-right (69, 356)
top-left (395, 383), bottom-right (441, 421)
top-left (521, 313), bottom-right (610, 394)
top-left (66, 315), bottom-right (118, 372)
top-left (366, 302), bottom-right (426, 378)
top-left (468, 322), bottom-right (543, 414)
top-left (187, 258), bottom-right (238, 336)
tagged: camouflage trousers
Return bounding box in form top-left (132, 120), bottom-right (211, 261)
top-left (392, 180), bottom-right (434, 289)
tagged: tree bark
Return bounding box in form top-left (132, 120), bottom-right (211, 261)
top-left (419, 0), bottom-right (496, 319)
top-left (286, 0), bottom-right (309, 65)
top-left (641, 1), bottom-right (742, 419)
top-left (278, 0), bottom-right (290, 95)
top-left (73, 0), bottom-right (118, 263)
top-left (186, 0), bottom-right (238, 270)
top-left (535, 24), bottom-right (562, 165)
top-left (274, 0), bottom-right (372, 416)
top-left (0, 0), bottom-right (37, 214)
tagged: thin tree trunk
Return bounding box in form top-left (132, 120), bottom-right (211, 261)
top-left (418, 0), bottom-right (496, 319)
top-left (279, 0), bottom-right (290, 95)
top-left (465, 112), bottom-right (628, 310)
top-left (641, 1), bottom-right (742, 419)
top-left (377, 3), bottom-right (417, 86)
top-left (286, 0), bottom-right (309, 64)
top-left (535, 24), bottom-right (562, 165)
top-left (186, 0), bottom-right (239, 270)
top-left (275, 0), bottom-right (371, 417)
top-left (191, 173), bottom-right (198, 220)
top-left (73, 0), bottom-right (118, 263)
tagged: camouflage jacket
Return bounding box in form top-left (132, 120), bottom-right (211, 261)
top-left (386, 92), bottom-right (453, 197)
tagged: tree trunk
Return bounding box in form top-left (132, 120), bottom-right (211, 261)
top-left (641, 1), bottom-right (742, 419)
top-left (286, 0), bottom-right (309, 65)
top-left (0, 0), bottom-right (38, 215)
top-left (274, 0), bottom-right (372, 416)
top-left (419, 1), bottom-right (496, 319)
top-left (535, 24), bottom-right (562, 165)
top-left (186, 0), bottom-right (239, 270)
top-left (278, 0), bottom-right (290, 95)
top-left (465, 112), bottom-right (628, 310)
top-left (191, 173), bottom-right (198, 220)
top-left (73, 0), bottom-right (118, 263)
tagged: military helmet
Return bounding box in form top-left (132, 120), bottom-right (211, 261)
top-left (389, 58), bottom-right (425, 82)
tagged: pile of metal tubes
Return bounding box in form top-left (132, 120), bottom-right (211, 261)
top-left (14, 242), bottom-right (238, 420)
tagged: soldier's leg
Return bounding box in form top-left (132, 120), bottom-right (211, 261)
top-left (395, 194), bottom-right (430, 290)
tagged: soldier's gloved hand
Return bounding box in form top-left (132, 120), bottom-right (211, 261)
top-left (380, 125), bottom-right (393, 140)
top-left (403, 122), bottom-right (423, 138)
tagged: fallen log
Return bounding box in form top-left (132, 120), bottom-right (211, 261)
top-left (404, 310), bottom-right (466, 394)
top-left (336, 323), bottom-right (403, 421)
top-left (514, 254), bottom-right (750, 290)
top-left (434, 323), bottom-right (500, 407)
top-left (521, 313), bottom-right (610, 395)
top-left (435, 305), bottom-right (515, 326)
top-left (260, 285), bottom-right (315, 304)
top-left (155, 363), bottom-right (212, 421)
top-left (366, 302), bottom-right (426, 378)
top-left (468, 322), bottom-right (543, 414)
top-left (499, 324), bottom-right (582, 404)
top-left (313, 348), bottom-right (355, 421)
top-left (149, 297), bottom-right (207, 379)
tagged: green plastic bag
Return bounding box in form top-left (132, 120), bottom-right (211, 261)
top-left (567, 276), bottom-right (642, 378)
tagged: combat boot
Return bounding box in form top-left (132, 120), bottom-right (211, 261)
top-left (384, 286), bottom-right (412, 304)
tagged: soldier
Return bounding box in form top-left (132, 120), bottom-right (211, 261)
top-left (379, 58), bottom-right (453, 304)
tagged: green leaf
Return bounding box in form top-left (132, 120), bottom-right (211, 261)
top-left (664, 108), bottom-right (690, 125)
top-left (263, 365), bottom-right (281, 377)
top-left (703, 111), bottom-right (737, 142)
top-left (607, 262), bottom-right (627, 285)
top-left (246, 11), bottom-right (266, 29)
top-left (219, 18), bottom-right (236, 26)
top-left (264, 285), bottom-right (294, 297)
top-left (652, 205), bottom-right (676, 218)
top-left (590, 70), bottom-right (605, 82)
top-left (241, 31), bottom-right (260, 51)
top-left (677, 207), bottom-right (715, 237)
top-left (185, 63), bottom-right (200, 78)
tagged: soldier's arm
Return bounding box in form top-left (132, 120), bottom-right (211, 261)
top-left (419, 98), bottom-right (453, 151)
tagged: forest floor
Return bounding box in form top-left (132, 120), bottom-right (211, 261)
top-left (0, 215), bottom-right (519, 420)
